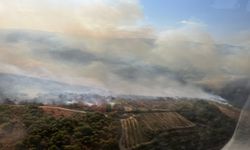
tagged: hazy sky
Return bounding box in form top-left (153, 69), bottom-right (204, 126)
top-left (0, 0), bottom-right (249, 97)
top-left (142, 0), bottom-right (250, 35)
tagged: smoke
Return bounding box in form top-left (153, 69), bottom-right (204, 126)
top-left (0, 0), bottom-right (249, 99)
top-left (0, 0), bottom-right (144, 38)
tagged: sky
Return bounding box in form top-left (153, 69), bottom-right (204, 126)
top-left (0, 0), bottom-right (249, 98)
top-left (142, 0), bottom-right (250, 35)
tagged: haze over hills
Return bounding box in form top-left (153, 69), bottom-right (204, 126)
top-left (2, 71), bottom-right (250, 109)
top-left (0, 72), bottom-right (228, 105)
top-left (207, 78), bottom-right (250, 108)
top-left (0, 73), bottom-right (111, 104)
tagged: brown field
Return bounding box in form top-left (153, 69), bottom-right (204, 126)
top-left (213, 104), bottom-right (240, 120)
top-left (120, 112), bottom-right (195, 149)
top-left (0, 106), bottom-right (26, 150)
top-left (0, 121), bottom-right (25, 150)
top-left (39, 106), bottom-right (86, 118)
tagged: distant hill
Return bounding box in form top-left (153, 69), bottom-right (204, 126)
top-left (0, 73), bottom-right (227, 105)
top-left (206, 78), bottom-right (250, 108)
top-left (0, 73), bottom-right (110, 103)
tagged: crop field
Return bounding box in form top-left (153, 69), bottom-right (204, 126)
top-left (120, 112), bottom-right (195, 149)
top-left (138, 112), bottom-right (195, 132)
top-left (120, 116), bottom-right (148, 149)
top-left (113, 99), bottom-right (198, 112)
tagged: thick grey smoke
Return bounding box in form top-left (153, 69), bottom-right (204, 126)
top-left (0, 28), bottom-right (249, 100)
top-left (0, 0), bottom-right (249, 100)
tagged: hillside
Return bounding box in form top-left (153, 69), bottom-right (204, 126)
top-left (0, 99), bottom-right (239, 150)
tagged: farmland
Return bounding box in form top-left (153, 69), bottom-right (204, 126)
top-left (0, 98), bottom-right (239, 150)
top-left (112, 98), bottom-right (202, 113)
top-left (120, 112), bottom-right (195, 149)
top-left (116, 99), bottom-right (238, 150)
top-left (120, 116), bottom-right (148, 149)
top-left (39, 106), bottom-right (86, 118)
top-left (210, 102), bottom-right (240, 120)
top-left (138, 112), bottom-right (195, 132)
